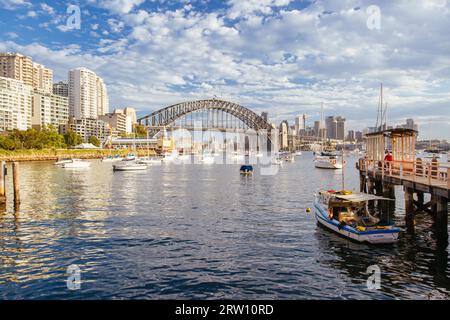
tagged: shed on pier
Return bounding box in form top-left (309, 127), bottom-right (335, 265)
top-left (365, 128), bottom-right (417, 170)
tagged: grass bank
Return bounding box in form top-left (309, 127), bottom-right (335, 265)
top-left (0, 149), bottom-right (158, 162)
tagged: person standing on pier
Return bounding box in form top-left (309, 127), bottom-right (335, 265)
top-left (384, 150), bottom-right (393, 172)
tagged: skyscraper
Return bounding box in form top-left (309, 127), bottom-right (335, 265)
top-left (68, 67), bottom-right (109, 119)
top-left (0, 76), bottom-right (33, 131)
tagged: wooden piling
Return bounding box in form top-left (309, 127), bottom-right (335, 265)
top-left (435, 196), bottom-right (449, 243)
top-left (404, 187), bottom-right (415, 233)
top-left (12, 162), bottom-right (20, 205)
top-left (0, 161), bottom-right (5, 204)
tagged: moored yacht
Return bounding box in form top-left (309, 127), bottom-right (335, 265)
top-left (62, 159), bottom-right (91, 168)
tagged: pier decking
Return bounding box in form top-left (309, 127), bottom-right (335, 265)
top-left (357, 128), bottom-right (449, 242)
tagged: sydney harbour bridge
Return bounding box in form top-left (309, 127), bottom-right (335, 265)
top-left (136, 99), bottom-right (277, 152)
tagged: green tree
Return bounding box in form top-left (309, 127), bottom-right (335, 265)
top-left (134, 124), bottom-right (147, 138)
top-left (88, 135), bottom-right (101, 147)
top-left (64, 130), bottom-right (83, 147)
top-left (36, 125), bottom-right (66, 149)
top-left (0, 135), bottom-right (15, 150)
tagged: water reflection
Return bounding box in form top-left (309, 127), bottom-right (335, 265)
top-left (0, 154), bottom-right (448, 299)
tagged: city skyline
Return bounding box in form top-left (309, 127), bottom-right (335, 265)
top-left (0, 1), bottom-right (449, 139)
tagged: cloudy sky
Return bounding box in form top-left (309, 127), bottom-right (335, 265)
top-left (0, 0), bottom-right (449, 139)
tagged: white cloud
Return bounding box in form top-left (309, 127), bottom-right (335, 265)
top-left (2, 0), bottom-right (450, 139)
top-left (94, 0), bottom-right (145, 14)
top-left (40, 3), bottom-right (55, 15)
top-left (0, 0), bottom-right (31, 10)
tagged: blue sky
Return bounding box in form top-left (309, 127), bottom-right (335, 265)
top-left (1, 0), bottom-right (450, 139)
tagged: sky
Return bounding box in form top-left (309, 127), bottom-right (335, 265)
top-left (0, 0), bottom-right (449, 140)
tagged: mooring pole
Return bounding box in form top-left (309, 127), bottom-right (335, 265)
top-left (405, 187), bottom-right (415, 234)
top-left (12, 162), bottom-right (20, 205)
top-left (435, 196), bottom-right (449, 243)
top-left (0, 161), bottom-right (6, 204)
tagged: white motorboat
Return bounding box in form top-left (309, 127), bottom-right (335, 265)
top-left (113, 162), bottom-right (148, 171)
top-left (314, 155), bottom-right (343, 169)
top-left (201, 154), bottom-right (215, 164)
top-left (123, 154), bottom-right (137, 161)
top-left (272, 157), bottom-right (283, 166)
top-left (294, 151), bottom-right (302, 156)
top-left (138, 156), bottom-right (162, 165)
top-left (62, 159), bottom-right (91, 169)
top-left (313, 190), bottom-right (400, 244)
top-left (162, 152), bottom-right (178, 162)
top-left (54, 158), bottom-right (72, 166)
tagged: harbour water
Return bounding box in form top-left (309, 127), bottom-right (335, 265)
top-left (0, 152), bottom-right (449, 299)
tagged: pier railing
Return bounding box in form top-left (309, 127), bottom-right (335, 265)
top-left (358, 158), bottom-right (450, 189)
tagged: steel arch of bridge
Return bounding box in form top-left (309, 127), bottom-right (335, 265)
top-left (137, 99), bottom-right (272, 131)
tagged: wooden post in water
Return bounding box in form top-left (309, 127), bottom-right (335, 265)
top-left (404, 187), bottom-right (415, 234)
top-left (434, 196), bottom-right (449, 243)
top-left (0, 161), bottom-right (6, 204)
top-left (12, 162), bottom-right (20, 205)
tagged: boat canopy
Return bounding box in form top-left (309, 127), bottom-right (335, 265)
top-left (332, 192), bottom-right (394, 202)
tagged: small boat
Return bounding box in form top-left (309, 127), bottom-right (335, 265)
top-left (102, 155), bottom-right (121, 162)
top-left (113, 162), bottom-right (148, 171)
top-left (272, 157), bottom-right (283, 166)
top-left (314, 154), bottom-right (343, 169)
top-left (62, 159), bottom-right (91, 168)
top-left (240, 165), bottom-right (254, 176)
top-left (54, 158), bottom-right (72, 166)
top-left (201, 153), bottom-right (215, 164)
top-left (294, 151), bottom-right (302, 156)
top-left (162, 152), bottom-right (178, 162)
top-left (123, 153), bottom-right (137, 161)
top-left (313, 190), bottom-right (400, 244)
top-left (138, 156), bottom-right (162, 165)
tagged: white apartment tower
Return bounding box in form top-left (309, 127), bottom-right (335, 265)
top-left (0, 77), bottom-right (33, 131)
top-left (68, 67), bottom-right (109, 119)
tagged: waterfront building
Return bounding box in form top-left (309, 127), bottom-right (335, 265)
top-left (279, 120), bottom-right (289, 150)
top-left (0, 52), bottom-right (53, 93)
top-left (355, 131), bottom-right (364, 142)
top-left (68, 67), bottom-right (109, 119)
top-left (53, 81), bottom-right (68, 97)
top-left (336, 116), bottom-right (346, 141)
top-left (347, 130), bottom-right (355, 141)
top-left (112, 107), bottom-right (137, 134)
top-left (99, 112), bottom-right (127, 136)
top-left (59, 117), bottom-right (110, 143)
top-left (32, 89), bottom-right (69, 130)
top-left (0, 76), bottom-right (33, 131)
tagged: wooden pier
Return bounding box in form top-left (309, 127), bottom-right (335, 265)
top-left (357, 128), bottom-right (449, 242)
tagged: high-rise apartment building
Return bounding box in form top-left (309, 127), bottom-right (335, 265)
top-left (0, 76), bottom-right (33, 131)
top-left (53, 81), bottom-right (68, 97)
top-left (68, 67), bottom-right (109, 119)
top-left (32, 89), bottom-right (69, 129)
top-left (0, 52), bottom-right (53, 94)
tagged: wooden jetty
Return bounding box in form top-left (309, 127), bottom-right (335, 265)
top-left (357, 128), bottom-right (449, 241)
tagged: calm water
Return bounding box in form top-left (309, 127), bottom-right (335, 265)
top-left (0, 152), bottom-right (449, 299)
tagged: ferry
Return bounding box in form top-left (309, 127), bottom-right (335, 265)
top-left (313, 190), bottom-right (400, 244)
